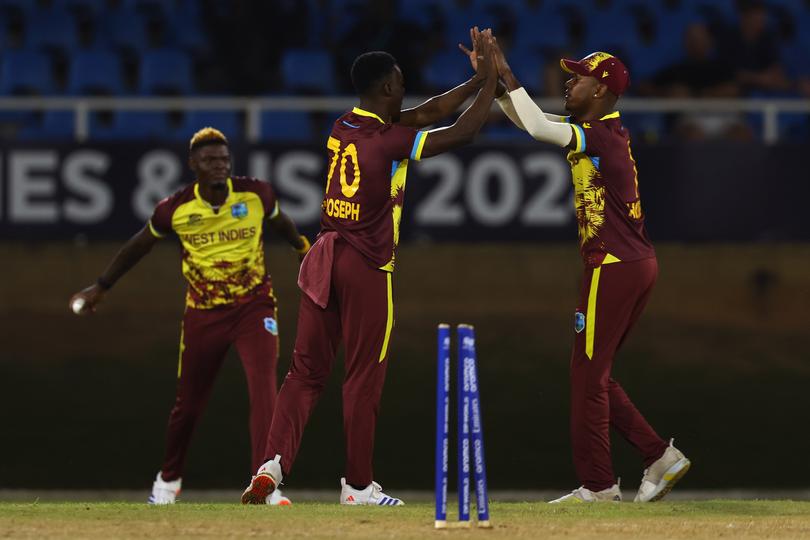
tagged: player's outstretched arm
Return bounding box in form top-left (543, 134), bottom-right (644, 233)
top-left (492, 36), bottom-right (574, 148)
top-left (268, 209), bottom-right (311, 263)
top-left (417, 30), bottom-right (498, 159)
top-left (397, 27), bottom-right (489, 129)
top-left (68, 226), bottom-right (159, 315)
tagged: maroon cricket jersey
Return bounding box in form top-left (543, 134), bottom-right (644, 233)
top-left (320, 107), bottom-right (428, 271)
top-left (566, 112), bottom-right (655, 267)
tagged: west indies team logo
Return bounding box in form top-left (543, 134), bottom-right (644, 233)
top-left (574, 312), bottom-right (585, 333)
top-left (231, 202), bottom-right (248, 219)
top-left (187, 213), bottom-right (203, 226)
top-left (263, 317), bottom-right (278, 335)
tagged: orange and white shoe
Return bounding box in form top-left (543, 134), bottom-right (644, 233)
top-left (241, 454), bottom-right (283, 505)
top-left (266, 488), bottom-right (292, 506)
top-left (148, 472), bottom-right (181, 504)
top-left (339, 477), bottom-right (404, 506)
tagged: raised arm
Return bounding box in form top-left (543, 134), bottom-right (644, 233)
top-left (397, 27), bottom-right (489, 129)
top-left (417, 30), bottom-right (498, 159)
top-left (268, 209), bottom-right (311, 262)
top-left (493, 35), bottom-right (573, 148)
top-left (68, 225), bottom-right (159, 315)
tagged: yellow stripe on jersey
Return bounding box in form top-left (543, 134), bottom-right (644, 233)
top-left (586, 266), bottom-right (601, 360)
top-left (603, 253), bottom-right (621, 264)
top-left (177, 319), bottom-right (185, 378)
top-left (352, 107), bottom-right (385, 124)
top-left (379, 272), bottom-right (394, 363)
top-left (600, 111), bottom-right (621, 120)
top-left (148, 220), bottom-right (165, 238)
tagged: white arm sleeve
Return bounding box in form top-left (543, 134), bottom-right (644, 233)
top-left (508, 87), bottom-right (573, 148)
top-left (543, 112), bottom-right (568, 123)
top-left (496, 94), bottom-right (526, 130)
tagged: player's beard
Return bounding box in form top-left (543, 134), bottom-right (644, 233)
top-left (211, 179), bottom-right (227, 191)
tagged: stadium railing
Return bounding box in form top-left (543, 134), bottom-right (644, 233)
top-left (0, 96), bottom-right (808, 144)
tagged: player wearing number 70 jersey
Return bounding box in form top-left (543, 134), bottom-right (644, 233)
top-left (241, 29), bottom-right (499, 506)
top-left (487, 39), bottom-right (691, 504)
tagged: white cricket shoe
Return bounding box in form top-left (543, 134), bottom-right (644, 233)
top-left (148, 472), bottom-right (181, 504)
top-left (241, 454), bottom-right (283, 505)
top-left (266, 488), bottom-right (292, 506)
top-left (549, 483), bottom-right (622, 504)
top-left (634, 439), bottom-right (691, 502)
top-left (339, 477), bottom-right (404, 506)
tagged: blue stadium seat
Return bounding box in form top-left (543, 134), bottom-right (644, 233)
top-left (139, 49), bottom-right (194, 95)
top-left (182, 111), bottom-right (243, 142)
top-left (18, 110), bottom-right (76, 140)
top-left (67, 50), bottom-right (125, 95)
top-left (628, 38), bottom-right (681, 82)
top-left (507, 50), bottom-right (545, 94)
top-left (422, 51), bottom-right (475, 92)
top-left (121, 0), bottom-right (176, 19)
top-left (0, 50), bottom-right (54, 95)
top-left (167, 11), bottom-right (209, 56)
top-left (260, 110), bottom-right (313, 142)
top-left (52, 0), bottom-right (106, 17)
top-left (25, 11), bottom-right (79, 52)
top-left (280, 49), bottom-right (335, 94)
top-left (89, 111), bottom-right (178, 140)
top-left (442, 7), bottom-right (501, 50)
top-left (0, 0), bottom-right (32, 17)
top-left (513, 7), bottom-right (568, 53)
top-left (102, 10), bottom-right (149, 54)
top-left (397, 0), bottom-right (447, 29)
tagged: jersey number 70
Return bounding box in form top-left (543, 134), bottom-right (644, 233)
top-left (326, 136), bottom-right (362, 198)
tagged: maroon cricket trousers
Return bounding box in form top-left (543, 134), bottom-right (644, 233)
top-left (570, 256), bottom-right (668, 491)
top-left (265, 237), bottom-right (392, 487)
top-left (161, 294), bottom-right (279, 481)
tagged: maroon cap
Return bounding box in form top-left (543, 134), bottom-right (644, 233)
top-left (560, 52), bottom-right (630, 96)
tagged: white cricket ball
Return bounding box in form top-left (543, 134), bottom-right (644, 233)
top-left (71, 297), bottom-right (86, 314)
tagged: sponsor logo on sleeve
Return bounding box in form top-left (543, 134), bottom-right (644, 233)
top-left (263, 317), bottom-right (278, 335)
top-left (574, 312), bottom-right (586, 333)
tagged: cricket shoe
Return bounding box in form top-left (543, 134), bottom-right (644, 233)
top-left (634, 439), bottom-right (691, 502)
top-left (241, 454), bottom-right (283, 505)
top-left (266, 488), bottom-right (292, 506)
top-left (549, 483), bottom-right (622, 504)
top-left (339, 478), bottom-right (404, 506)
top-left (148, 472), bottom-right (181, 504)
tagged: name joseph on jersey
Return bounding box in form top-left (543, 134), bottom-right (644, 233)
top-left (323, 197), bottom-right (360, 221)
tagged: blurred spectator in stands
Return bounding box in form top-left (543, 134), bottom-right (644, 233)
top-left (639, 21), bottom-right (752, 142)
top-left (718, 0), bottom-right (790, 95)
top-left (642, 22), bottom-right (738, 98)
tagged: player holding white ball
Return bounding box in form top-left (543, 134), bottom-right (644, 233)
top-left (69, 127), bottom-right (309, 506)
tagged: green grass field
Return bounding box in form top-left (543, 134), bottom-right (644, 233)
top-left (2, 501), bottom-right (810, 539)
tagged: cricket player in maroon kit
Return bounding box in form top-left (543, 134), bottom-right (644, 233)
top-left (242, 30), bottom-right (499, 506)
top-left (69, 128), bottom-right (310, 505)
top-left (491, 44), bottom-right (691, 502)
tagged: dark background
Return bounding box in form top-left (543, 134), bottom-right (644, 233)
top-left (2, 0), bottom-right (810, 494)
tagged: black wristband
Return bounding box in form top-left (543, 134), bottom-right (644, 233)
top-left (96, 276), bottom-right (112, 290)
